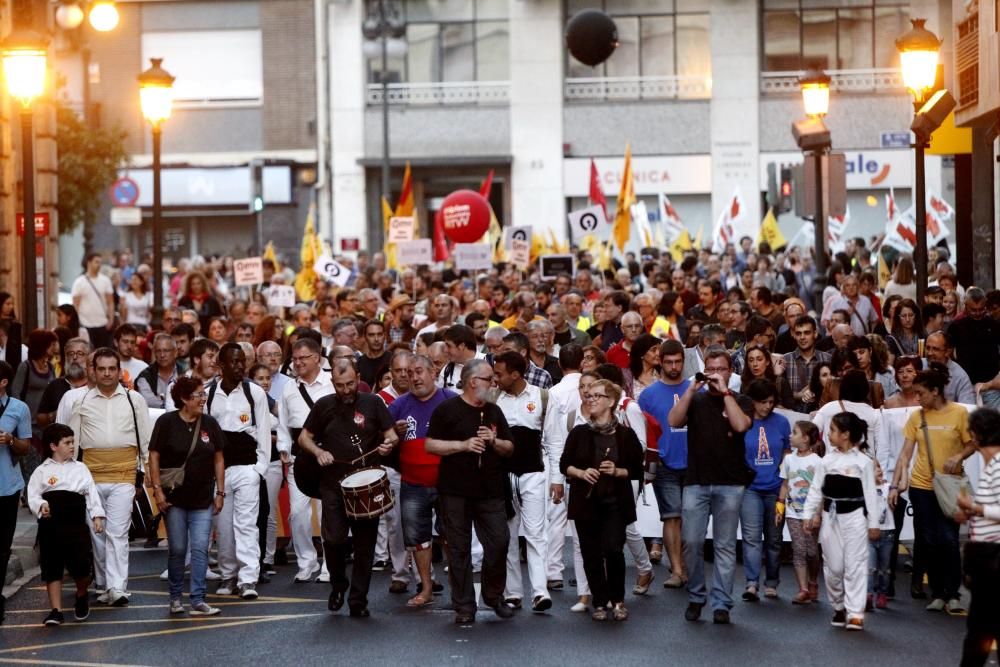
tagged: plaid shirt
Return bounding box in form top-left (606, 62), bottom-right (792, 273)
top-left (782, 347), bottom-right (831, 411)
top-left (388, 323), bottom-right (417, 344)
top-left (525, 361), bottom-right (553, 390)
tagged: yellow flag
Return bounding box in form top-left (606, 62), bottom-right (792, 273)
top-left (263, 241), bottom-right (280, 272)
top-left (756, 208), bottom-right (787, 250)
top-left (294, 204), bottom-right (322, 301)
top-left (693, 224), bottom-right (704, 250)
top-left (612, 145), bottom-right (634, 252)
top-left (878, 251), bottom-right (891, 290)
top-left (382, 196), bottom-right (398, 270)
top-left (669, 228), bottom-right (692, 262)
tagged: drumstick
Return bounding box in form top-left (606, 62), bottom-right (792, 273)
top-left (478, 411), bottom-right (485, 469)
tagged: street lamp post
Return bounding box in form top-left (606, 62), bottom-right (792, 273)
top-left (896, 19), bottom-right (942, 306)
top-left (2, 29), bottom-right (48, 332)
top-left (363, 0), bottom-right (406, 245)
top-left (138, 58), bottom-right (174, 311)
top-left (798, 67), bottom-right (831, 314)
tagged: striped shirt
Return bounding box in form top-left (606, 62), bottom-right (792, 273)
top-left (970, 451), bottom-right (1000, 543)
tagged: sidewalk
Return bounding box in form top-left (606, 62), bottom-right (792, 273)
top-left (2, 505), bottom-right (39, 598)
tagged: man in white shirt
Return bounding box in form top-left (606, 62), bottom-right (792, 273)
top-left (417, 295), bottom-right (457, 337)
top-left (438, 325), bottom-right (483, 391)
top-left (113, 324), bottom-right (148, 390)
top-left (67, 349), bottom-right (152, 606)
top-left (257, 341), bottom-right (291, 400)
top-left (71, 253), bottom-right (115, 349)
top-left (209, 344), bottom-right (271, 600)
top-left (277, 338), bottom-right (332, 583)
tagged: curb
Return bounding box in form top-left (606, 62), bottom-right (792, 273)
top-left (3, 506), bottom-right (38, 598)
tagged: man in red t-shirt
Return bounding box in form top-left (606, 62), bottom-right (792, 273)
top-left (606, 311), bottom-right (645, 369)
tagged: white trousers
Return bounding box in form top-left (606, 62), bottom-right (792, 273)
top-left (571, 520), bottom-right (589, 596)
top-left (626, 481), bottom-right (652, 576)
top-left (546, 482), bottom-right (568, 581)
top-left (286, 464), bottom-right (328, 577)
top-left (263, 461), bottom-right (283, 565)
top-left (375, 468), bottom-right (411, 583)
top-left (505, 472), bottom-right (549, 601)
top-left (819, 508), bottom-right (870, 620)
top-left (91, 483), bottom-right (135, 592)
top-left (217, 465), bottom-right (261, 585)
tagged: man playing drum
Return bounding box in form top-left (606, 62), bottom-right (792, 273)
top-left (298, 359), bottom-right (398, 617)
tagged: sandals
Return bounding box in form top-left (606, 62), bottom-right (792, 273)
top-left (406, 593), bottom-right (434, 608)
top-left (792, 589), bottom-right (811, 605)
top-left (649, 546), bottom-right (663, 564)
top-left (612, 603), bottom-right (629, 621)
top-left (591, 607), bottom-right (608, 621)
top-left (764, 587), bottom-right (778, 599)
top-left (742, 585), bottom-right (759, 602)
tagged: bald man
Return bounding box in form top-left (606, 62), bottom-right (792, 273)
top-left (257, 341), bottom-right (290, 400)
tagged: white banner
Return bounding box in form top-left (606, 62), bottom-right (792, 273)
top-left (396, 239), bottom-right (432, 266)
top-left (454, 243), bottom-right (493, 271)
top-left (313, 254), bottom-right (351, 287)
top-left (504, 225), bottom-right (532, 249)
top-left (509, 239), bottom-right (530, 269)
top-left (233, 257), bottom-right (263, 286)
top-left (267, 285), bottom-right (296, 308)
top-left (387, 216), bottom-right (415, 242)
top-left (567, 205), bottom-right (608, 242)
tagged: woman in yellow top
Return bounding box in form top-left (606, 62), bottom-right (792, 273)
top-left (889, 363), bottom-right (975, 615)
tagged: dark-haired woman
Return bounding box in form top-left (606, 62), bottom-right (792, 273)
top-left (739, 344), bottom-right (793, 409)
top-left (56, 304), bottom-right (89, 345)
top-left (887, 298), bottom-right (925, 358)
top-left (148, 376), bottom-right (227, 617)
top-left (889, 363), bottom-right (974, 614)
top-left (803, 411), bottom-right (879, 631)
top-left (813, 370), bottom-right (883, 457)
top-left (628, 334), bottom-right (661, 400)
top-left (11, 330), bottom-right (59, 482)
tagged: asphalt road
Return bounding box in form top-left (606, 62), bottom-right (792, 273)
top-left (0, 545), bottom-right (976, 667)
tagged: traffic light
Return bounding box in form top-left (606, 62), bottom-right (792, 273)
top-left (250, 160), bottom-right (264, 213)
top-left (778, 166), bottom-right (793, 213)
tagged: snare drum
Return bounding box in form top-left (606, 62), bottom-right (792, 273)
top-left (340, 467), bottom-right (394, 520)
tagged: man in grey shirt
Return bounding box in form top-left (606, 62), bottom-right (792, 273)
top-left (924, 331), bottom-right (976, 404)
top-left (135, 333), bottom-right (180, 409)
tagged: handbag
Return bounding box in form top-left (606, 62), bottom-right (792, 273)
top-left (160, 417), bottom-right (201, 492)
top-left (919, 409), bottom-right (970, 518)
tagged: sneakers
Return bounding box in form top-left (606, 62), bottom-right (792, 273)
top-left (43, 609), bottom-right (64, 626)
top-left (160, 569), bottom-right (169, 581)
top-left (189, 602), bottom-right (221, 617)
top-left (238, 584), bottom-right (259, 600)
top-left (294, 566), bottom-right (319, 583)
top-left (74, 595), bottom-right (90, 622)
top-left (846, 617), bottom-right (865, 631)
top-left (946, 598), bottom-right (967, 616)
top-left (532, 596), bottom-right (552, 613)
top-left (216, 579), bottom-right (237, 596)
top-left (109, 589), bottom-right (129, 607)
top-left (95, 590), bottom-right (111, 605)
top-left (925, 598), bottom-right (947, 612)
top-left (684, 602), bottom-right (703, 622)
top-left (632, 571), bottom-right (654, 595)
top-left (205, 569), bottom-right (222, 581)
top-left (546, 579), bottom-right (563, 591)
top-left (570, 597), bottom-right (590, 613)
top-left (712, 609), bottom-right (730, 624)
top-left (875, 593), bottom-right (889, 609)
top-left (371, 560), bottom-right (388, 572)
top-left (831, 609), bottom-right (847, 627)
top-left (169, 599), bottom-right (185, 615)
top-left (263, 564), bottom-right (277, 576)
top-left (504, 597), bottom-right (522, 610)
top-left (316, 571), bottom-right (331, 584)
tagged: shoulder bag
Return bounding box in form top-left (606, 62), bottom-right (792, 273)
top-left (160, 416), bottom-right (201, 492)
top-left (919, 409), bottom-right (970, 518)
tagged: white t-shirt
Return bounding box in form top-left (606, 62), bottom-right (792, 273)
top-left (71, 273), bottom-right (113, 327)
top-left (779, 450), bottom-right (823, 519)
top-left (123, 291), bottom-right (153, 327)
top-left (120, 358), bottom-right (149, 390)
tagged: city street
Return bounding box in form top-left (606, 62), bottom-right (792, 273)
top-left (0, 546), bottom-right (969, 666)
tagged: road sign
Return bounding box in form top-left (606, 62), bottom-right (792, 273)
top-left (110, 207), bottom-right (143, 226)
top-left (110, 177), bottom-right (140, 207)
top-left (233, 257), bottom-right (264, 286)
top-left (16, 212), bottom-right (49, 237)
top-left (880, 131), bottom-right (911, 149)
top-left (340, 238), bottom-right (360, 252)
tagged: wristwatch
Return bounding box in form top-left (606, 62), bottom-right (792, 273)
top-left (216, 491), bottom-right (226, 498)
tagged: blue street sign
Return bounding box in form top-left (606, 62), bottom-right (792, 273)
top-left (880, 131), bottom-right (911, 149)
top-left (111, 177), bottom-right (140, 207)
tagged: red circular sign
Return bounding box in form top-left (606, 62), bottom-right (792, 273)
top-left (440, 190), bottom-right (491, 244)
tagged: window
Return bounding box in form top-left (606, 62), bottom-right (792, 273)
top-left (565, 0), bottom-right (710, 81)
top-left (141, 30), bottom-right (262, 104)
top-left (370, 0), bottom-right (509, 83)
top-left (762, 0), bottom-right (908, 71)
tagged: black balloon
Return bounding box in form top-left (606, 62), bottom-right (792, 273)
top-left (565, 9), bottom-right (619, 67)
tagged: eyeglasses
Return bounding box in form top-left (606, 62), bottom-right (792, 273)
top-left (586, 393), bottom-right (609, 402)
top-left (704, 367), bottom-right (729, 374)
top-left (292, 354), bottom-right (318, 363)
top-left (65, 350), bottom-right (88, 359)
top-left (188, 392), bottom-right (207, 400)
top-left (471, 375), bottom-right (494, 383)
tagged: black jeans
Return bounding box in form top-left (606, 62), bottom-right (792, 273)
top-left (320, 482), bottom-right (378, 610)
top-left (575, 499), bottom-right (628, 608)
top-left (438, 494), bottom-right (509, 615)
top-left (0, 493), bottom-right (19, 589)
top-left (960, 542), bottom-right (1000, 667)
top-left (86, 326), bottom-right (113, 350)
top-left (910, 487), bottom-right (961, 600)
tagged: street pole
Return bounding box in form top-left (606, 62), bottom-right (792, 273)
top-left (914, 133), bottom-right (928, 305)
top-left (379, 0), bottom-right (391, 245)
top-left (811, 149), bottom-right (827, 315)
top-left (20, 106), bottom-right (37, 332)
top-left (152, 123), bottom-right (164, 310)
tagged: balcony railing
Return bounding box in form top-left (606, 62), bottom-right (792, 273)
top-left (760, 68), bottom-right (904, 94)
top-left (366, 81), bottom-right (510, 106)
top-left (565, 75), bottom-right (712, 101)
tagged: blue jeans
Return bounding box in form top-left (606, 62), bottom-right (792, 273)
top-left (165, 505), bottom-right (213, 604)
top-left (868, 529), bottom-right (895, 595)
top-left (740, 488), bottom-right (782, 589)
top-left (682, 484), bottom-right (745, 611)
top-left (400, 482), bottom-right (439, 549)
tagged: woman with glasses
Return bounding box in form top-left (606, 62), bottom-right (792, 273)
top-left (560, 379), bottom-right (643, 622)
top-left (148, 376), bottom-right (227, 617)
top-left (887, 299), bottom-right (925, 358)
top-left (580, 346), bottom-right (606, 373)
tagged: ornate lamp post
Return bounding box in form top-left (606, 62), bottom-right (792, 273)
top-left (138, 58), bottom-right (174, 310)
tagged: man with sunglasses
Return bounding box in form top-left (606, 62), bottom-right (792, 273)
top-left (426, 359), bottom-right (515, 624)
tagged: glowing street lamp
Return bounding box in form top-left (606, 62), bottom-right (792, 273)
top-left (138, 58), bottom-right (174, 311)
top-left (88, 1), bottom-right (120, 32)
top-left (896, 19), bottom-right (941, 106)
top-left (799, 67), bottom-right (830, 118)
top-left (3, 28), bottom-right (48, 331)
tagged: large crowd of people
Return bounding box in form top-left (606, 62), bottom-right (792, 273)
top-left (0, 238), bottom-right (999, 663)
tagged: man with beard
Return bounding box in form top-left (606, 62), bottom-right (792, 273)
top-left (427, 359), bottom-right (515, 624)
top-left (113, 324), bottom-right (147, 389)
top-left (209, 344), bottom-right (271, 600)
top-left (638, 340), bottom-right (691, 589)
top-left (298, 359), bottom-right (397, 617)
top-left (389, 354), bottom-right (456, 607)
top-left (386, 296), bottom-right (418, 344)
top-left (36, 339), bottom-right (91, 427)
